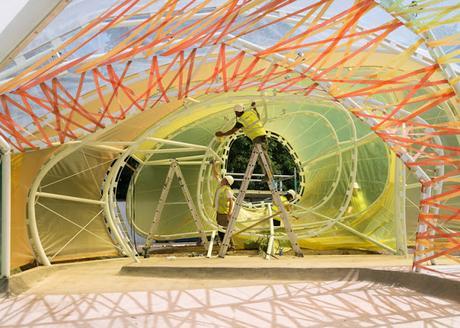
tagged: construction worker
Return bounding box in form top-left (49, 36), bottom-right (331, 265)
top-left (215, 101), bottom-right (272, 178)
top-left (211, 161), bottom-right (235, 246)
top-left (272, 189), bottom-right (297, 226)
top-left (347, 182), bottom-right (368, 215)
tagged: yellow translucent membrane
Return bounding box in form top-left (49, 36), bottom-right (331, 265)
top-left (130, 92), bottom-right (400, 251)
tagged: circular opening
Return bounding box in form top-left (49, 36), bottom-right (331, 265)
top-left (225, 132), bottom-right (303, 202)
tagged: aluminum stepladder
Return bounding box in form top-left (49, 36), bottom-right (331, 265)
top-left (142, 159), bottom-right (208, 257)
top-left (218, 143), bottom-right (304, 258)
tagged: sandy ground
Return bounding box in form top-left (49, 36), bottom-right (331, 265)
top-left (0, 255), bottom-right (459, 327)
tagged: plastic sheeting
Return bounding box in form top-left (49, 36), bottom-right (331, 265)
top-left (10, 148), bottom-right (56, 270)
top-left (34, 147), bottom-right (119, 262)
top-left (129, 93), bottom-right (403, 251)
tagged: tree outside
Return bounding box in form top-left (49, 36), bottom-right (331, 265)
top-left (226, 135), bottom-right (299, 191)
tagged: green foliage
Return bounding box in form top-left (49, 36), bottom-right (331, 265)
top-left (226, 136), bottom-right (298, 190)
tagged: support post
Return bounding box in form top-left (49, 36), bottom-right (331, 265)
top-left (265, 203), bottom-right (275, 260)
top-left (207, 230), bottom-right (216, 258)
top-left (395, 156), bottom-right (408, 256)
top-left (413, 186), bottom-right (432, 272)
top-left (0, 136), bottom-right (11, 279)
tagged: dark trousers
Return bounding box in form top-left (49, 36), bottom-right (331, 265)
top-left (218, 231), bottom-right (226, 243)
top-left (216, 213), bottom-right (233, 247)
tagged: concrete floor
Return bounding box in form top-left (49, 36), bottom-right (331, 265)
top-left (1, 255), bottom-right (459, 327)
top-left (132, 254), bottom-right (414, 268)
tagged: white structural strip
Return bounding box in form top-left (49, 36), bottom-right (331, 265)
top-left (0, 0), bottom-right (70, 69)
top-left (36, 192), bottom-right (105, 205)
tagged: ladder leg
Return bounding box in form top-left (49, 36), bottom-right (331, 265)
top-left (142, 162), bottom-right (176, 258)
top-left (173, 163), bottom-right (209, 250)
top-left (257, 144), bottom-right (304, 257)
top-left (218, 146), bottom-right (260, 258)
top-left (265, 203), bottom-right (275, 260)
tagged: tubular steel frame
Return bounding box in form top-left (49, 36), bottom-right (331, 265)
top-left (3, 0), bottom-right (456, 274)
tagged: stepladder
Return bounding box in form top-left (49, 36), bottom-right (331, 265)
top-left (218, 143), bottom-right (304, 258)
top-left (142, 159), bottom-right (208, 257)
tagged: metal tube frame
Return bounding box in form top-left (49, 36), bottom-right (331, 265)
top-left (0, 136), bottom-right (11, 279)
top-left (20, 14), bottom-right (453, 269)
top-left (27, 126), bottom-right (132, 266)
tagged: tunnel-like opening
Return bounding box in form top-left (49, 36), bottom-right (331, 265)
top-left (115, 93), bottom-right (397, 253)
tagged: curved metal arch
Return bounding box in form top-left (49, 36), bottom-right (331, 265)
top-left (100, 94), bottom-right (225, 247)
top-left (194, 106), bottom-right (362, 240)
top-left (107, 94), bottom-right (369, 248)
top-left (26, 125), bottom-right (135, 266)
top-left (208, 109), bottom-right (343, 212)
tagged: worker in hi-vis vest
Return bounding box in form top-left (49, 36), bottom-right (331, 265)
top-left (272, 189), bottom-right (297, 226)
top-left (215, 101), bottom-right (272, 178)
top-left (211, 160), bottom-right (235, 247)
top-left (347, 182), bottom-right (368, 215)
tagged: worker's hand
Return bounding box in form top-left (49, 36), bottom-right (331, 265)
top-left (215, 131), bottom-right (224, 137)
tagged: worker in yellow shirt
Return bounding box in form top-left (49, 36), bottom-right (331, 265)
top-left (215, 101), bottom-right (272, 178)
top-left (347, 182), bottom-right (368, 215)
top-left (272, 189), bottom-right (297, 226)
top-left (211, 161), bottom-right (235, 246)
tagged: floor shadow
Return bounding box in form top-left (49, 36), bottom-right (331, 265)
top-left (0, 280), bottom-right (459, 327)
